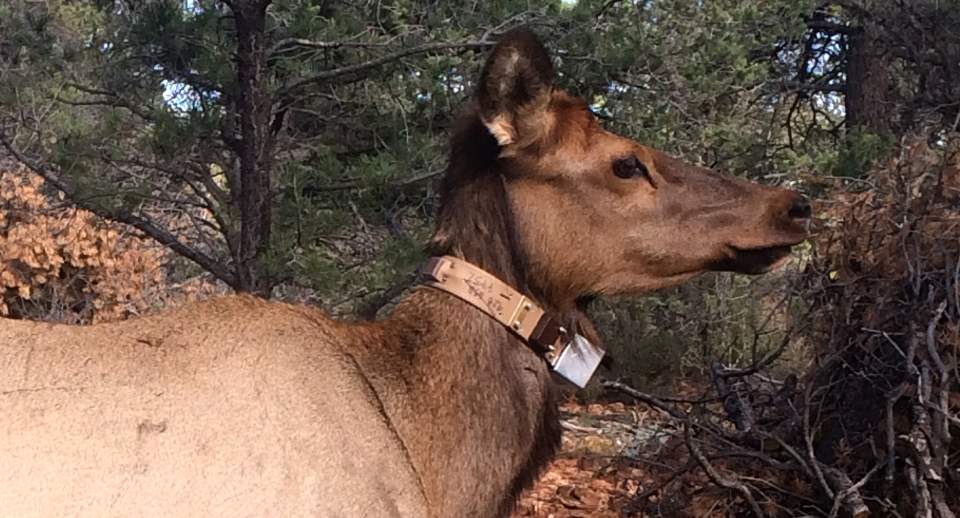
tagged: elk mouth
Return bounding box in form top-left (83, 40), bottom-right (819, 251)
top-left (715, 244), bottom-right (796, 274)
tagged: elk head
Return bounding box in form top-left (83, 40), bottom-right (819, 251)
top-left (433, 28), bottom-right (810, 311)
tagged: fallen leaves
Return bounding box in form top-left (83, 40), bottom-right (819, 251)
top-left (513, 399), bottom-right (668, 518)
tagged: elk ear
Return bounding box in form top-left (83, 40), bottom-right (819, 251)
top-left (477, 28), bottom-right (554, 148)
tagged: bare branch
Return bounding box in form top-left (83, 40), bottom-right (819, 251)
top-left (0, 134), bottom-right (239, 289)
top-left (806, 19), bottom-right (855, 35)
top-left (685, 423), bottom-right (765, 518)
top-left (308, 169), bottom-right (443, 193)
top-left (269, 38), bottom-right (390, 56)
top-left (602, 380), bottom-right (688, 420)
top-left (63, 83), bottom-right (157, 121)
top-left (823, 463), bottom-right (877, 518)
top-left (278, 40), bottom-right (495, 97)
top-left (714, 320), bottom-right (804, 378)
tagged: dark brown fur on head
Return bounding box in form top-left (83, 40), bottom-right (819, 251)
top-left (428, 28), bottom-right (556, 298)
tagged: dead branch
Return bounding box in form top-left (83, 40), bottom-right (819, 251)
top-left (0, 134), bottom-right (239, 288)
top-left (685, 423), bottom-right (765, 518)
top-left (602, 380), bottom-right (689, 420)
top-left (712, 362), bottom-right (755, 432)
top-left (278, 40), bottom-right (495, 97)
top-left (822, 462), bottom-right (878, 518)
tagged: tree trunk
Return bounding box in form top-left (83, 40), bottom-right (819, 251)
top-left (232, 0), bottom-right (275, 296)
top-left (845, 18), bottom-right (892, 138)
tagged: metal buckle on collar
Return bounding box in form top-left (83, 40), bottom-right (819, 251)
top-left (417, 257), bottom-right (446, 282)
top-left (543, 328), bottom-right (604, 389)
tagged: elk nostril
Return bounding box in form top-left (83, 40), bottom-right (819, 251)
top-left (788, 197), bottom-right (812, 220)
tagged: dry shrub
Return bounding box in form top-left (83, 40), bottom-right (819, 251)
top-left (0, 167), bottom-right (165, 323)
top-left (801, 136), bottom-right (960, 516)
top-left (605, 136), bottom-right (960, 517)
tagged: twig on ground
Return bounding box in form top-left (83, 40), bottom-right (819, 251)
top-left (561, 420), bottom-right (605, 435)
top-left (601, 380), bottom-right (687, 420)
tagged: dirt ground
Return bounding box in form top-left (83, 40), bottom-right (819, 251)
top-left (513, 399), bottom-right (676, 518)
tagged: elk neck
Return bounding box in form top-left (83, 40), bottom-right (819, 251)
top-left (349, 118), bottom-right (564, 517)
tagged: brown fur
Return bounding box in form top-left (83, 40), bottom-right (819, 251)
top-left (0, 29), bottom-right (808, 517)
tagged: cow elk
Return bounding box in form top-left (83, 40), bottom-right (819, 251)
top-left (0, 28), bottom-right (809, 517)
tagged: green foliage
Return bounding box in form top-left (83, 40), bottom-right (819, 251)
top-left (833, 129), bottom-right (891, 178)
top-left (592, 268), bottom-right (806, 391)
top-left (558, 0), bottom-right (819, 179)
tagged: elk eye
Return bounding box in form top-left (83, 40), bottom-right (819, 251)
top-left (613, 155), bottom-right (650, 181)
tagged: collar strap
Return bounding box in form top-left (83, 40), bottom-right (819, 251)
top-left (417, 255), bottom-right (566, 353)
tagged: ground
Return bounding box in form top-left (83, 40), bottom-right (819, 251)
top-left (513, 385), bottom-right (742, 518)
top-left (513, 399), bottom-right (670, 518)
